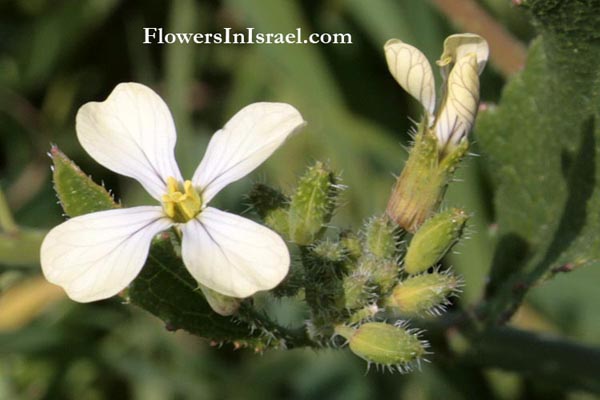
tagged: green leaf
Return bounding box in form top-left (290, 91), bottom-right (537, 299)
top-left (126, 232), bottom-right (264, 346)
top-left (475, 1), bottom-right (600, 325)
top-left (0, 228), bottom-right (46, 267)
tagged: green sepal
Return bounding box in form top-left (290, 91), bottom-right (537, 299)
top-left (50, 145), bottom-right (119, 217)
top-left (386, 126), bottom-right (469, 232)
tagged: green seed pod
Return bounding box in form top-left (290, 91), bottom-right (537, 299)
top-left (364, 215), bottom-right (398, 259)
top-left (335, 322), bottom-right (427, 370)
top-left (385, 271), bottom-right (461, 316)
top-left (404, 208), bottom-right (468, 274)
top-left (288, 162), bottom-right (340, 245)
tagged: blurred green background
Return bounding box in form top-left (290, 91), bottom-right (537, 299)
top-left (1, 0), bottom-right (598, 399)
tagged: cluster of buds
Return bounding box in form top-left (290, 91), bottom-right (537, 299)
top-left (330, 34), bottom-right (487, 369)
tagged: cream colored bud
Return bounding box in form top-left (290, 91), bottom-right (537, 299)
top-left (437, 33), bottom-right (489, 78)
top-left (384, 39), bottom-right (436, 120)
top-left (435, 53), bottom-right (480, 147)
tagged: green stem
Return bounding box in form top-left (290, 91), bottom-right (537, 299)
top-left (0, 187), bottom-right (18, 234)
top-left (462, 327), bottom-right (600, 393)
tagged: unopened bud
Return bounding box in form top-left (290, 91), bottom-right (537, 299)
top-left (404, 208), bottom-right (468, 274)
top-left (335, 322), bottom-right (427, 369)
top-left (288, 162), bottom-right (340, 245)
top-left (364, 215), bottom-right (398, 259)
top-left (312, 240), bottom-right (346, 262)
top-left (359, 256), bottom-right (398, 293)
top-left (340, 231), bottom-right (362, 260)
top-left (247, 183), bottom-right (290, 236)
top-left (385, 271), bottom-right (461, 316)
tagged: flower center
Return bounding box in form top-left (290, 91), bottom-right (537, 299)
top-left (162, 177), bottom-right (202, 223)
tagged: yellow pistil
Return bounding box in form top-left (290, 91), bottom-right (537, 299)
top-left (162, 177), bottom-right (202, 223)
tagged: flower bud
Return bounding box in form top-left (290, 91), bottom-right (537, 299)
top-left (288, 162), bottom-right (340, 245)
top-left (312, 239), bottom-right (346, 262)
top-left (385, 271), bottom-right (461, 316)
top-left (359, 256), bottom-right (398, 293)
top-left (364, 215), bottom-right (398, 259)
top-left (335, 322), bottom-right (427, 369)
top-left (247, 183), bottom-right (290, 236)
top-left (404, 208), bottom-right (468, 274)
top-left (340, 231), bottom-right (362, 260)
top-left (343, 270), bottom-right (373, 310)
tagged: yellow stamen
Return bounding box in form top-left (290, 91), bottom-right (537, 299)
top-left (162, 177), bottom-right (202, 223)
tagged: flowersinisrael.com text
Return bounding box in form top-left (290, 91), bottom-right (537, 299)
top-left (143, 27), bottom-right (352, 45)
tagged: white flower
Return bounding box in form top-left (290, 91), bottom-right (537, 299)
top-left (384, 33), bottom-right (489, 150)
top-left (40, 82), bottom-right (305, 302)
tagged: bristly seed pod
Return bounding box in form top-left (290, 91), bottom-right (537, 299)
top-left (335, 322), bottom-right (428, 372)
top-left (404, 208), bottom-right (468, 274)
top-left (385, 271), bottom-right (462, 316)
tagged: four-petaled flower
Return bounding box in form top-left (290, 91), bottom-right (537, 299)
top-left (41, 82), bottom-right (305, 302)
top-left (384, 33), bottom-right (489, 152)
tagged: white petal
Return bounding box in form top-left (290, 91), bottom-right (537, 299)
top-left (437, 33), bottom-right (489, 78)
top-left (435, 53), bottom-right (480, 146)
top-left (192, 103), bottom-right (305, 204)
top-left (76, 83), bottom-right (183, 200)
top-left (181, 207), bottom-right (290, 298)
top-left (384, 39), bottom-right (436, 119)
top-left (40, 207), bottom-right (172, 302)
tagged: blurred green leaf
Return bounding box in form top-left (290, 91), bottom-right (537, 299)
top-left (476, 1), bottom-right (600, 325)
top-left (0, 228), bottom-right (45, 267)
